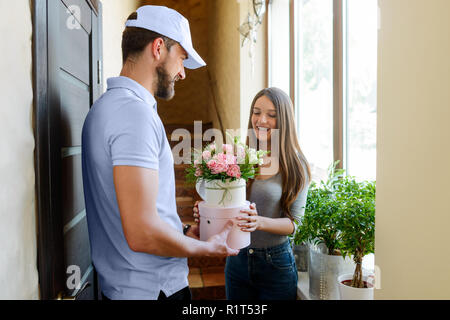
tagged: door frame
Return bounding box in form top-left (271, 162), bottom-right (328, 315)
top-left (32, 0), bottom-right (101, 300)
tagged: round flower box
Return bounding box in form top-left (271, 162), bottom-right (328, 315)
top-left (198, 201), bottom-right (251, 250)
top-left (197, 178), bottom-right (247, 207)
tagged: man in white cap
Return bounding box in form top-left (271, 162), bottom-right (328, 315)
top-left (82, 6), bottom-right (239, 300)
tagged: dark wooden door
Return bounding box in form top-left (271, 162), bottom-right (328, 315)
top-left (34, 0), bottom-right (102, 300)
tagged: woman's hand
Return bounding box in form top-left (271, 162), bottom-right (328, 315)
top-left (185, 201), bottom-right (200, 239)
top-left (193, 200), bottom-right (200, 224)
top-left (237, 203), bottom-right (261, 232)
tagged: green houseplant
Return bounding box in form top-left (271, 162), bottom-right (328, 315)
top-left (294, 162), bottom-right (355, 300)
top-left (294, 162), bottom-right (346, 254)
top-left (294, 161), bottom-right (376, 299)
top-left (335, 176), bottom-right (375, 290)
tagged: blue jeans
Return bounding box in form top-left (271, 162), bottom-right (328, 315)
top-left (225, 240), bottom-right (298, 300)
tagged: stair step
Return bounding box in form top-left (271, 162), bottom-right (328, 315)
top-left (188, 256), bottom-right (227, 268)
top-left (177, 206), bottom-right (195, 219)
top-left (191, 286), bottom-right (226, 300)
top-left (201, 266), bottom-right (226, 275)
top-left (177, 204), bottom-right (196, 219)
top-left (176, 196), bottom-right (194, 203)
top-left (176, 185), bottom-right (197, 198)
top-left (175, 181), bottom-right (201, 196)
top-left (176, 187), bottom-right (193, 198)
top-left (181, 217), bottom-right (196, 225)
top-left (174, 164), bottom-right (190, 181)
top-left (188, 266), bottom-right (226, 300)
top-left (187, 267), bottom-right (203, 288)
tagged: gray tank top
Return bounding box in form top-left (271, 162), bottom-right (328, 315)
top-left (248, 173), bottom-right (309, 248)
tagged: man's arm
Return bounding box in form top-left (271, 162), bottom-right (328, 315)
top-left (113, 166), bottom-right (238, 258)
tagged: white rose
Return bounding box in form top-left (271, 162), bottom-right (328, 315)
top-left (248, 149), bottom-right (258, 164)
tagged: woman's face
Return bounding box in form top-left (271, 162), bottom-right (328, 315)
top-left (251, 95), bottom-right (278, 143)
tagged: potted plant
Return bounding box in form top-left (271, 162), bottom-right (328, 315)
top-left (290, 225), bottom-right (309, 272)
top-left (335, 176), bottom-right (376, 300)
top-left (295, 162), bottom-right (355, 300)
top-left (291, 232), bottom-right (309, 272)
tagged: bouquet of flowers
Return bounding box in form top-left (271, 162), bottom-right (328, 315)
top-left (185, 135), bottom-right (268, 185)
top-left (186, 135), bottom-right (268, 247)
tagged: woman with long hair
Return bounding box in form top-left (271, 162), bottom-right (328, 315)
top-left (194, 87), bottom-right (311, 300)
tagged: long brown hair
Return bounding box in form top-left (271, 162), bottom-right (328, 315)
top-left (246, 88), bottom-right (311, 221)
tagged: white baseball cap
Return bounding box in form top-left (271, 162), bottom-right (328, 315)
top-left (125, 5), bottom-right (206, 70)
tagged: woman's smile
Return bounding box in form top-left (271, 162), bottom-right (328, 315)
top-left (251, 95), bottom-right (277, 142)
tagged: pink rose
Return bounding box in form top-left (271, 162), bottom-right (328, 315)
top-left (207, 144), bottom-right (216, 152)
top-left (226, 164), bottom-right (241, 179)
top-left (215, 152), bottom-right (236, 165)
top-left (202, 150), bottom-right (212, 161)
top-left (215, 153), bottom-right (226, 163)
top-left (222, 144), bottom-right (233, 154)
top-left (195, 167), bottom-right (203, 177)
top-left (207, 159), bottom-right (227, 174)
top-left (226, 154), bottom-right (237, 165)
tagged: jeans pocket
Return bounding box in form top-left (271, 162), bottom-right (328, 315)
top-left (267, 249), bottom-right (295, 271)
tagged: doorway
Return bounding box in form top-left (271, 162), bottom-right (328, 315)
top-left (33, 0), bottom-right (102, 300)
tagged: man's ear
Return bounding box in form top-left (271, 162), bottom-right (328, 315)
top-left (150, 38), bottom-right (165, 62)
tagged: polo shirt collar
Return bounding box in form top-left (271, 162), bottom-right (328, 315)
top-left (107, 76), bottom-right (157, 110)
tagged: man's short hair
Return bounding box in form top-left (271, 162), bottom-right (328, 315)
top-left (122, 12), bottom-right (178, 64)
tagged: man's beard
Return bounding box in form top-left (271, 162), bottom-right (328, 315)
top-left (155, 63), bottom-right (176, 100)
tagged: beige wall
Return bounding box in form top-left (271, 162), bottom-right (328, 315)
top-left (207, 0), bottom-right (241, 133)
top-left (375, 0), bottom-right (450, 299)
top-left (0, 0), bottom-right (39, 300)
top-left (102, 0), bottom-right (142, 90)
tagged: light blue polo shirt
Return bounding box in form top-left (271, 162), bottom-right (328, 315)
top-left (81, 76), bottom-right (188, 300)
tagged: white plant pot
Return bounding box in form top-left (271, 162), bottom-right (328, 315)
top-left (196, 178), bottom-right (246, 207)
top-left (337, 273), bottom-right (374, 300)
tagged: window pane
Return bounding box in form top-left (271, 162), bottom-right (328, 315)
top-left (297, 0), bottom-right (334, 182)
top-left (345, 0), bottom-right (378, 181)
top-left (268, 0), bottom-right (290, 95)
